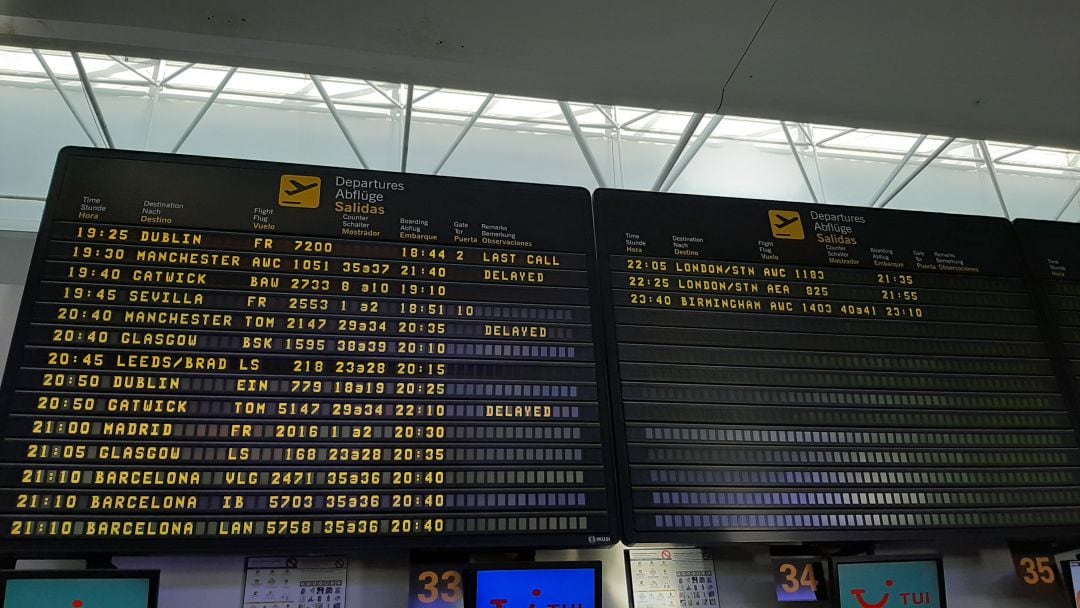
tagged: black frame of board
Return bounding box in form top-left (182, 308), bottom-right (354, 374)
top-left (464, 560), bottom-right (603, 608)
top-left (592, 187), bottom-right (1080, 545)
top-left (1060, 558), bottom-right (1080, 607)
top-left (0, 146), bottom-right (621, 555)
top-left (830, 554), bottom-right (947, 608)
top-left (0, 569), bottom-right (160, 607)
top-left (1012, 218), bottom-right (1080, 469)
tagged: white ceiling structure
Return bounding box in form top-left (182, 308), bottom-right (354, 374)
top-left (1, 0), bottom-right (1078, 149)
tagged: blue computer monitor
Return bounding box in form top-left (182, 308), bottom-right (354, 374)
top-left (1066, 560), bottom-right (1080, 607)
top-left (832, 556), bottom-right (946, 608)
top-left (468, 561), bottom-right (602, 608)
top-left (0, 570), bottom-right (158, 608)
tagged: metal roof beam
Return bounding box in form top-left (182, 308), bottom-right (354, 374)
top-left (558, 101), bottom-right (608, 188)
top-left (310, 74), bottom-right (369, 169)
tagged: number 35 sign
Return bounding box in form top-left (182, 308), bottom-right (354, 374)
top-left (1015, 556), bottom-right (1058, 586)
top-left (409, 561), bottom-right (464, 608)
top-left (1008, 542), bottom-right (1062, 597)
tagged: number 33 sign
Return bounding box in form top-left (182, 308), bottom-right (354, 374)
top-left (409, 563), bottom-right (463, 608)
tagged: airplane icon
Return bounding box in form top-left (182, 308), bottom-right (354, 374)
top-left (773, 214), bottom-right (800, 230)
top-left (284, 179), bottom-right (319, 196)
top-left (768, 209), bottom-right (804, 239)
top-left (278, 174), bottom-right (321, 208)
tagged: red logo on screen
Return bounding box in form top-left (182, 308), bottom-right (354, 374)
top-left (851, 580), bottom-right (934, 607)
top-left (72, 601), bottom-right (84, 608)
top-left (851, 580), bottom-right (893, 608)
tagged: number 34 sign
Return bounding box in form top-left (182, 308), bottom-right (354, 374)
top-left (771, 557), bottom-right (828, 604)
top-left (409, 563), bottom-right (464, 608)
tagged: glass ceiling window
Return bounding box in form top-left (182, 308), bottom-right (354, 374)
top-left (0, 45), bottom-right (1078, 230)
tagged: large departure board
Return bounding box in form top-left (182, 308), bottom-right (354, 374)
top-left (594, 189), bottom-right (1080, 543)
top-left (1013, 219), bottom-right (1080, 424)
top-left (0, 148), bottom-right (617, 552)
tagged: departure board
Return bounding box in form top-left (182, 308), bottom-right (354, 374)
top-left (593, 189), bottom-right (1080, 543)
top-left (1014, 219), bottom-right (1080, 425)
top-left (0, 147), bottom-right (617, 552)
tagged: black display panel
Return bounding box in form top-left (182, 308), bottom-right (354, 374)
top-left (0, 147), bottom-right (617, 553)
top-left (594, 189), bottom-right (1080, 543)
top-left (1013, 218), bottom-right (1080, 439)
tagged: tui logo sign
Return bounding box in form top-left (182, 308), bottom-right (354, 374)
top-left (838, 560), bottom-right (943, 608)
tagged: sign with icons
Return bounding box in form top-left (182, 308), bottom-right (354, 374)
top-left (242, 556), bottom-right (347, 608)
top-left (627, 548), bottom-right (719, 608)
top-left (833, 556), bottom-right (945, 608)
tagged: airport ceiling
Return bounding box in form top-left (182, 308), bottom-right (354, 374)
top-left (1, 0), bottom-right (1078, 148)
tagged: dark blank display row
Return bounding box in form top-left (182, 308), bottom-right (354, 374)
top-left (617, 326), bottom-right (1047, 356)
top-left (639, 509), bottom-right (1080, 532)
top-left (624, 402), bottom-right (1069, 429)
top-left (616, 308), bottom-right (1042, 340)
top-left (620, 363), bottom-right (1056, 392)
top-left (627, 425), bottom-right (1073, 448)
top-left (630, 445), bottom-right (1074, 467)
top-left (631, 466), bottom-right (1080, 487)
top-left (619, 384), bottom-right (1060, 409)
top-left (619, 344), bottom-right (1051, 374)
top-left (638, 488), bottom-right (1080, 508)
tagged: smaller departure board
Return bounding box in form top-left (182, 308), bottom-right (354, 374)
top-left (594, 189), bottom-right (1080, 543)
top-left (1013, 219), bottom-right (1080, 419)
top-left (0, 147), bottom-right (617, 553)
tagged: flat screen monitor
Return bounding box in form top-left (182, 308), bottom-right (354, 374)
top-left (1066, 560), bottom-right (1080, 607)
top-left (0, 570), bottom-right (158, 608)
top-left (832, 556), bottom-right (945, 608)
top-left (468, 561), bottom-right (601, 608)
